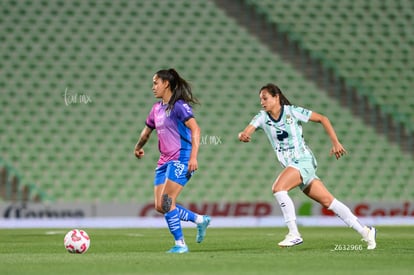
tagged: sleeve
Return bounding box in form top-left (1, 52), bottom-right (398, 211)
top-left (173, 100), bottom-right (194, 122)
top-left (145, 104), bottom-right (156, 129)
top-left (249, 111), bottom-right (265, 129)
top-left (289, 105), bottom-right (312, 123)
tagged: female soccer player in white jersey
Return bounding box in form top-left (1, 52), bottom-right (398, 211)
top-left (238, 83), bottom-right (376, 249)
top-left (134, 68), bottom-right (210, 253)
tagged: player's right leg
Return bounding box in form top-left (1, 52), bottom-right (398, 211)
top-left (272, 167), bottom-right (303, 247)
top-left (274, 190), bottom-right (303, 247)
top-left (156, 181), bottom-right (189, 253)
top-left (153, 164), bottom-right (188, 253)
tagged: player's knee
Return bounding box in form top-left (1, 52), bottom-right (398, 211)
top-left (322, 203), bottom-right (330, 209)
top-left (161, 194), bottom-right (172, 213)
top-left (272, 185), bottom-right (287, 193)
top-left (154, 203), bottom-right (164, 214)
top-left (320, 197), bottom-right (334, 208)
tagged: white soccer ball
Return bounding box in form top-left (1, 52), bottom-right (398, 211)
top-left (64, 229), bottom-right (90, 254)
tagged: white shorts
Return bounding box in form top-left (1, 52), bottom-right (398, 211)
top-left (286, 154), bottom-right (319, 191)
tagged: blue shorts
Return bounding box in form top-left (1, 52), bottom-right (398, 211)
top-left (154, 160), bottom-right (193, 186)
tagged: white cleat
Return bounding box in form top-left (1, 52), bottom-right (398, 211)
top-left (278, 233), bottom-right (303, 247)
top-left (362, 226), bottom-right (377, 250)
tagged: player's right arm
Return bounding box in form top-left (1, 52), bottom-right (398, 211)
top-left (134, 126), bottom-right (153, 158)
top-left (238, 124), bottom-right (256, 143)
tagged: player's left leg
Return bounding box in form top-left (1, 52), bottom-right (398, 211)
top-left (175, 204), bottom-right (210, 243)
top-left (303, 179), bottom-right (376, 249)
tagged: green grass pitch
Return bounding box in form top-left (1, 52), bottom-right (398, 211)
top-left (1, 226), bottom-right (413, 275)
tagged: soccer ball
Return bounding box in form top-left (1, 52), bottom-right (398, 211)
top-left (64, 229), bottom-right (90, 254)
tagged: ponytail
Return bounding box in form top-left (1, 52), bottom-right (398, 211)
top-left (155, 68), bottom-right (199, 111)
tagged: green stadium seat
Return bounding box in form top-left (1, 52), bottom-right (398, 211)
top-left (248, 0), bottom-right (414, 135)
top-left (0, 0), bottom-right (412, 205)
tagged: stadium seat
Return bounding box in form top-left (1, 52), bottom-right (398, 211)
top-left (247, 0), bottom-right (414, 134)
top-left (0, 0), bottom-right (412, 205)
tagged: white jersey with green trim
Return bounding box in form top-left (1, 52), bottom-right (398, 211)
top-left (249, 105), bottom-right (314, 167)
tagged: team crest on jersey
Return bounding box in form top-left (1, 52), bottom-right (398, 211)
top-left (286, 114), bottom-right (293, 124)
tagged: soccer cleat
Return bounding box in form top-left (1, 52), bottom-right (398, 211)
top-left (196, 215), bottom-right (211, 243)
top-left (362, 226), bottom-right (376, 250)
top-left (278, 233), bottom-right (303, 247)
top-left (166, 245), bottom-right (189, 254)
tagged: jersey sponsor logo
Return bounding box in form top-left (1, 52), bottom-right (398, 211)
top-left (276, 130), bottom-right (288, 141)
top-left (265, 119), bottom-right (289, 141)
top-left (265, 119), bottom-right (273, 127)
top-left (155, 106), bottom-right (166, 126)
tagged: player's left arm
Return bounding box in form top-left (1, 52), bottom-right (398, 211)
top-left (185, 117), bottom-right (200, 172)
top-left (309, 111), bottom-right (347, 159)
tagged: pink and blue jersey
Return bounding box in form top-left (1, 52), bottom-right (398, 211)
top-left (145, 99), bottom-right (194, 167)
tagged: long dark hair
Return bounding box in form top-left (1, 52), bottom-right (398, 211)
top-left (155, 68), bottom-right (199, 111)
top-left (260, 83), bottom-right (291, 106)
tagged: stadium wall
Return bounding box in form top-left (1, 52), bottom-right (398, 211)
top-left (1, 201), bottom-right (413, 228)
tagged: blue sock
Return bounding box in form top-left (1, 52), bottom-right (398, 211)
top-left (164, 208), bottom-right (183, 241)
top-left (176, 204), bottom-right (196, 223)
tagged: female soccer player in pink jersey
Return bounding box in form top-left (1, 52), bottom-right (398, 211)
top-left (134, 69), bottom-right (210, 253)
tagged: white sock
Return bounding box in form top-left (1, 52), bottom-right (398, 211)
top-left (274, 191), bottom-right (300, 236)
top-left (195, 214), bottom-right (204, 224)
top-left (328, 198), bottom-right (365, 236)
top-left (175, 238), bottom-right (186, 247)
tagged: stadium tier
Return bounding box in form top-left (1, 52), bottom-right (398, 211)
top-left (245, 0), bottom-right (414, 133)
top-left (1, 0), bottom-right (413, 203)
